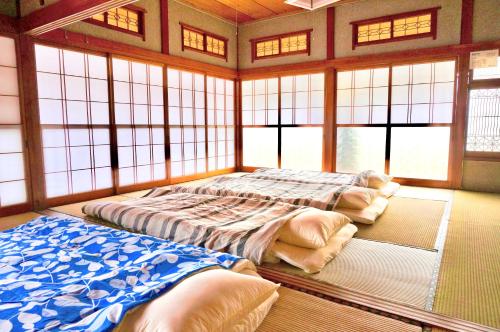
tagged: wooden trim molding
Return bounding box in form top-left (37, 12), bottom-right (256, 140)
top-left (180, 22), bottom-right (229, 61)
top-left (350, 7), bottom-right (441, 49)
top-left (327, 7), bottom-right (335, 60)
top-left (35, 29), bottom-right (238, 79)
top-left (0, 13), bottom-right (18, 34)
top-left (250, 29), bottom-right (313, 62)
top-left (460, 0), bottom-right (474, 44)
top-left (19, 0), bottom-right (139, 35)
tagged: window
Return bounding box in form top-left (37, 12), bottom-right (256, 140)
top-left (466, 56), bottom-right (500, 153)
top-left (113, 58), bottom-right (166, 187)
top-left (35, 45), bottom-right (113, 198)
top-left (242, 73), bottom-right (325, 171)
top-left (181, 23), bottom-right (228, 61)
top-left (207, 77), bottom-right (235, 171)
top-left (0, 36), bottom-right (27, 208)
top-left (87, 5), bottom-right (145, 39)
top-left (250, 30), bottom-right (312, 62)
top-left (351, 7), bottom-right (440, 49)
top-left (167, 68), bottom-right (206, 177)
top-left (336, 60), bottom-right (455, 181)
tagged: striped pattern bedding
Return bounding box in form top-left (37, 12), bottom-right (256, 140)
top-left (172, 176), bottom-right (349, 211)
top-left (243, 168), bottom-right (371, 187)
top-left (82, 189), bottom-right (305, 264)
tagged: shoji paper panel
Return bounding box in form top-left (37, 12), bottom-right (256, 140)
top-left (207, 77), bottom-right (235, 171)
top-left (36, 45), bottom-right (112, 198)
top-left (167, 68), bottom-right (206, 177)
top-left (0, 36), bottom-right (27, 207)
top-left (281, 73), bottom-right (325, 125)
top-left (113, 58), bottom-right (166, 186)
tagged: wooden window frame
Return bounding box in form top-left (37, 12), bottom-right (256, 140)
top-left (350, 7), bottom-right (440, 50)
top-left (240, 72), bottom-right (326, 172)
top-left (180, 23), bottom-right (228, 62)
top-left (464, 52), bottom-right (500, 161)
top-left (250, 29), bottom-right (313, 63)
top-left (84, 5), bottom-right (147, 41)
top-left (333, 57), bottom-right (458, 188)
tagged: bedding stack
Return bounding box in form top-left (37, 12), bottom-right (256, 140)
top-left (0, 216), bottom-right (280, 332)
top-left (266, 209), bottom-right (358, 273)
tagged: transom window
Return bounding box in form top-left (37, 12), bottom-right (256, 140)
top-left (88, 5), bottom-right (146, 39)
top-left (250, 30), bottom-right (312, 62)
top-left (351, 7), bottom-right (440, 49)
top-left (181, 23), bottom-right (228, 61)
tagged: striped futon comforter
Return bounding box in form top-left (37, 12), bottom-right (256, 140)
top-left (172, 176), bottom-right (350, 211)
top-left (82, 188), bottom-right (305, 264)
top-left (242, 168), bottom-right (372, 187)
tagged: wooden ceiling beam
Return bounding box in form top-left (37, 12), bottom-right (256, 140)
top-left (19, 0), bottom-right (139, 35)
top-left (214, 0), bottom-right (275, 20)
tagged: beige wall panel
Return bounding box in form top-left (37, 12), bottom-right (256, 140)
top-left (335, 0), bottom-right (462, 58)
top-left (238, 9), bottom-right (327, 70)
top-left (0, 0), bottom-right (17, 17)
top-left (168, 0), bottom-right (237, 69)
top-left (472, 0), bottom-right (500, 42)
top-left (20, 0), bottom-right (59, 16)
top-left (462, 160), bottom-right (500, 193)
top-left (63, 0), bottom-right (161, 52)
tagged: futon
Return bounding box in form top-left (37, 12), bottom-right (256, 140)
top-left (0, 216), bottom-right (279, 332)
top-left (243, 168), bottom-right (400, 198)
top-left (172, 176), bottom-right (388, 224)
top-left (82, 189), bottom-right (357, 272)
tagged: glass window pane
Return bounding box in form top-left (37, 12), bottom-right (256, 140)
top-left (390, 127), bottom-right (450, 180)
top-left (281, 127), bottom-right (323, 171)
top-left (243, 128), bottom-right (278, 168)
top-left (466, 88), bottom-right (500, 152)
top-left (336, 127), bottom-right (386, 174)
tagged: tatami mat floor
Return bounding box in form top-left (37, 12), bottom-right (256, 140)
top-left (0, 184), bottom-right (499, 330)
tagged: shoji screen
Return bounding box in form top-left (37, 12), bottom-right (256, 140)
top-left (113, 58), bottom-right (166, 186)
top-left (280, 73), bottom-right (324, 171)
top-left (241, 78), bottom-right (279, 168)
top-left (35, 45), bottom-right (112, 198)
top-left (0, 36), bottom-right (27, 208)
top-left (336, 68), bottom-right (389, 174)
top-left (167, 68), bottom-right (206, 177)
top-left (207, 76), bottom-right (235, 171)
top-left (389, 61), bottom-right (454, 180)
top-left (336, 60), bottom-right (455, 181)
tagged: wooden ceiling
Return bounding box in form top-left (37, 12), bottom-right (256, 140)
top-left (178, 0), bottom-right (305, 24)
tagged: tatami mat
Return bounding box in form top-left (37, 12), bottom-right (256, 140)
top-left (257, 287), bottom-right (422, 332)
top-left (355, 197), bottom-right (446, 250)
top-left (433, 191), bottom-right (500, 329)
top-left (395, 186), bottom-right (453, 201)
top-left (0, 212), bottom-right (43, 231)
top-left (49, 195), bottom-right (130, 218)
top-left (265, 238), bottom-right (437, 309)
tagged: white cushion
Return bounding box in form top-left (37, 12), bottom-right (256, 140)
top-left (115, 269), bottom-right (279, 332)
top-left (279, 209), bottom-right (351, 249)
top-left (272, 224), bottom-right (358, 273)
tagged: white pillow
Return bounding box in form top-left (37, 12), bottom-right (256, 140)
top-left (336, 187), bottom-right (378, 210)
top-left (272, 224), bottom-right (358, 273)
top-left (367, 172), bottom-right (393, 189)
top-left (279, 209), bottom-right (351, 249)
top-left (115, 269), bottom-right (280, 332)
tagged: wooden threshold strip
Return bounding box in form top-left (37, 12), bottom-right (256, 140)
top-left (257, 266), bottom-right (499, 332)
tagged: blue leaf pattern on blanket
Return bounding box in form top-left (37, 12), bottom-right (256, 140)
top-left (0, 216), bottom-right (241, 331)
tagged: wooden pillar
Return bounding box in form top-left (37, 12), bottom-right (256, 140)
top-left (160, 0), bottom-right (169, 54)
top-left (18, 35), bottom-right (46, 210)
top-left (326, 6), bottom-right (335, 60)
top-left (323, 68), bottom-right (335, 172)
top-left (460, 0), bottom-right (474, 44)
